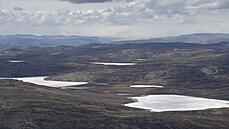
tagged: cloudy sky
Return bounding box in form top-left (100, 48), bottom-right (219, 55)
top-left (0, 0), bottom-right (229, 39)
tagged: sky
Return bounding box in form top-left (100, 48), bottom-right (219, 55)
top-left (0, 0), bottom-right (229, 39)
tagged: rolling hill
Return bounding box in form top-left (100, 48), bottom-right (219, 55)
top-left (0, 36), bottom-right (229, 128)
top-left (0, 34), bottom-right (119, 49)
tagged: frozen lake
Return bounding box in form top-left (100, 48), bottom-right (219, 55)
top-left (60, 87), bottom-right (90, 90)
top-left (129, 85), bottom-right (164, 88)
top-left (91, 62), bottom-right (136, 66)
top-left (116, 93), bottom-right (134, 96)
top-left (0, 76), bottom-right (88, 88)
top-left (7, 60), bottom-right (26, 63)
top-left (124, 95), bottom-right (229, 112)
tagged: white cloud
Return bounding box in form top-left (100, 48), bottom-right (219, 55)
top-left (13, 7), bottom-right (24, 11)
top-left (149, 0), bottom-right (229, 9)
top-left (0, 0), bottom-right (229, 38)
top-left (59, 0), bottom-right (135, 4)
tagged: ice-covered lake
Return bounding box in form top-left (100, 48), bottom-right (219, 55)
top-left (60, 87), bottom-right (90, 90)
top-left (91, 62), bottom-right (136, 66)
top-left (0, 76), bottom-right (88, 88)
top-left (116, 93), bottom-right (134, 96)
top-left (124, 95), bottom-right (229, 112)
top-left (7, 60), bottom-right (26, 63)
top-left (129, 85), bottom-right (164, 88)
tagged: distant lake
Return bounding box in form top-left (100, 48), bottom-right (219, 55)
top-left (129, 85), bottom-right (164, 88)
top-left (7, 60), bottom-right (26, 63)
top-left (91, 62), bottom-right (136, 66)
top-left (116, 93), bottom-right (134, 96)
top-left (61, 87), bottom-right (90, 90)
top-left (124, 95), bottom-right (229, 112)
top-left (0, 76), bottom-right (88, 88)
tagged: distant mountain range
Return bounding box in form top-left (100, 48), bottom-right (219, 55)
top-left (1, 33), bottom-right (229, 49)
top-left (0, 34), bottom-right (119, 49)
top-left (115, 33), bottom-right (229, 44)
